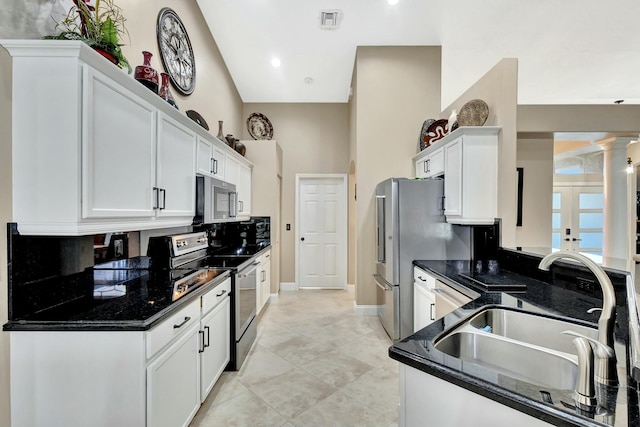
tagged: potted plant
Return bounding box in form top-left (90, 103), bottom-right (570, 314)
top-left (45, 0), bottom-right (132, 73)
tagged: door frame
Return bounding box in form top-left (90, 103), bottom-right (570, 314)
top-left (295, 173), bottom-right (348, 290)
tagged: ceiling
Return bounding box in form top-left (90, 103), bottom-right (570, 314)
top-left (195, 0), bottom-right (640, 107)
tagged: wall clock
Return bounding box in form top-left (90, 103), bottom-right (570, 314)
top-left (157, 7), bottom-right (196, 95)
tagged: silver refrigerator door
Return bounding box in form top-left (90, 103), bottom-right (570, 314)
top-left (375, 274), bottom-right (398, 340)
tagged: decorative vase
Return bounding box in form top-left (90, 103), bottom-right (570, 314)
top-left (225, 134), bottom-right (236, 149)
top-left (216, 121), bottom-right (225, 142)
top-left (234, 141), bottom-right (246, 157)
top-left (159, 73), bottom-right (178, 109)
top-left (134, 51), bottom-right (159, 93)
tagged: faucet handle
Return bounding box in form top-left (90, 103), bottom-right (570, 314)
top-left (587, 307), bottom-right (602, 314)
top-left (562, 330), bottom-right (614, 359)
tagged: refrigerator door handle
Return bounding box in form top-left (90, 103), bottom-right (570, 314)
top-left (440, 196), bottom-right (446, 211)
top-left (376, 195), bottom-right (386, 263)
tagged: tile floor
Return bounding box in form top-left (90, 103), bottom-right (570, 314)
top-left (190, 288), bottom-right (399, 427)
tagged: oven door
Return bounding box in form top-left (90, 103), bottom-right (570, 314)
top-left (235, 261), bottom-right (258, 339)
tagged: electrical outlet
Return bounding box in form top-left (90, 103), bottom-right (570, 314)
top-left (286, 224), bottom-right (291, 231)
top-left (576, 278), bottom-right (595, 293)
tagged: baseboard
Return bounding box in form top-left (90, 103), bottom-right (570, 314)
top-left (347, 284), bottom-right (355, 293)
top-left (269, 293), bottom-right (279, 303)
top-left (354, 303), bottom-right (381, 316)
top-left (280, 282), bottom-right (298, 291)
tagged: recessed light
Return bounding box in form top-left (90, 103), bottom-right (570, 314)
top-left (304, 77), bottom-right (313, 84)
top-left (271, 57), bottom-right (281, 68)
top-left (388, 0), bottom-right (399, 5)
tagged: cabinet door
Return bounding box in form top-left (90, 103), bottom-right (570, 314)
top-left (156, 113), bottom-right (197, 217)
top-left (82, 66), bottom-right (157, 218)
top-left (147, 323), bottom-right (200, 427)
top-left (200, 296), bottom-right (230, 401)
top-left (238, 164), bottom-right (252, 215)
top-left (428, 148), bottom-right (444, 177)
top-left (414, 282), bottom-right (436, 332)
top-left (197, 137), bottom-right (226, 180)
top-left (444, 138), bottom-right (462, 216)
top-left (196, 137), bottom-right (214, 176)
top-left (261, 258), bottom-right (271, 310)
top-left (415, 158), bottom-right (428, 178)
top-left (225, 156), bottom-right (239, 185)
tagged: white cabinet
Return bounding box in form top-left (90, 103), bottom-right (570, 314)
top-left (197, 136), bottom-right (226, 180)
top-left (199, 281), bottom-right (231, 400)
top-left (156, 113), bottom-right (197, 217)
top-left (413, 267), bottom-right (436, 332)
top-left (82, 66), bottom-right (157, 219)
top-left (225, 155), bottom-right (253, 218)
top-left (443, 128), bottom-right (499, 224)
top-left (400, 365), bottom-right (554, 427)
top-left (1, 40), bottom-right (241, 235)
top-left (147, 322), bottom-right (201, 427)
top-left (8, 277), bottom-right (232, 427)
top-left (257, 250), bottom-right (272, 314)
top-left (414, 147), bottom-right (444, 178)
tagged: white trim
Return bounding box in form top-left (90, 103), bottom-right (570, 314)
top-left (269, 293), bottom-right (279, 303)
top-left (280, 282), bottom-right (298, 291)
top-left (354, 303), bottom-right (381, 316)
top-left (347, 284), bottom-right (355, 293)
top-left (295, 173), bottom-right (348, 289)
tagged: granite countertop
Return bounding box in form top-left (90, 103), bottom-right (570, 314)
top-left (3, 267), bottom-right (231, 332)
top-left (390, 259), bottom-right (639, 427)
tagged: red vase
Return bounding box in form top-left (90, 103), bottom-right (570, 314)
top-left (134, 51), bottom-right (159, 93)
top-left (159, 73), bottom-right (178, 109)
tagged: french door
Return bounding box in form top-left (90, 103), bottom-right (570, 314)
top-left (552, 185), bottom-right (604, 256)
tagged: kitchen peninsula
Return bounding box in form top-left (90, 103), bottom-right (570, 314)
top-left (392, 248), bottom-right (639, 427)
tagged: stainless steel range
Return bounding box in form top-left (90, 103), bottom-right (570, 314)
top-left (147, 231), bottom-right (258, 371)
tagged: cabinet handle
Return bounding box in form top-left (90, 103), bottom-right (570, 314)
top-left (418, 276), bottom-right (425, 282)
top-left (572, 238), bottom-right (582, 241)
top-left (261, 270), bottom-right (266, 282)
top-left (210, 158), bottom-right (216, 174)
top-left (204, 326), bottom-right (210, 348)
top-left (430, 303), bottom-right (435, 321)
top-left (426, 158), bottom-right (431, 173)
top-left (153, 187), bottom-right (160, 209)
top-left (199, 330), bottom-right (205, 353)
top-left (173, 316), bottom-right (191, 329)
top-left (159, 188), bottom-right (166, 210)
top-left (423, 160), bottom-right (429, 174)
top-left (216, 289), bottom-right (227, 297)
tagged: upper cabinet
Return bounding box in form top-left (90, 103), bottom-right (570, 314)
top-left (1, 40), bottom-right (242, 235)
top-left (225, 155), bottom-right (252, 218)
top-left (413, 127), bottom-right (500, 225)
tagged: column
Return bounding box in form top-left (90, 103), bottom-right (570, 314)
top-left (600, 137), bottom-right (635, 262)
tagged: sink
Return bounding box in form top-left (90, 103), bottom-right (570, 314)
top-left (433, 306), bottom-right (599, 390)
top-left (467, 307), bottom-right (598, 354)
top-left (435, 330), bottom-right (578, 389)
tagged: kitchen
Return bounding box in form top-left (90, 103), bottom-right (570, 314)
top-left (2, 1), bottom-right (640, 427)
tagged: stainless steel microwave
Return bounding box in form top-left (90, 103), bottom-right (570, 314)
top-left (194, 176), bottom-right (237, 224)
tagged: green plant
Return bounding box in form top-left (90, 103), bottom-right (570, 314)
top-left (45, 0), bottom-right (132, 73)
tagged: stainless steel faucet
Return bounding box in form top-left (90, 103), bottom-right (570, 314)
top-left (538, 252), bottom-right (618, 387)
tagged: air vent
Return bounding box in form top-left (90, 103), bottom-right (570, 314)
top-left (320, 10), bottom-right (342, 29)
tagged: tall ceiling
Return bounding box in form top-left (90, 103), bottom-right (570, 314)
top-left (195, 0), bottom-right (640, 108)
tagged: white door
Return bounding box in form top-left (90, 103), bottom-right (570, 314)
top-left (552, 186), bottom-right (604, 256)
top-left (297, 175), bottom-right (347, 289)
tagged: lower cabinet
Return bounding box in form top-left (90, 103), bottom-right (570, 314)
top-left (147, 323), bottom-right (201, 427)
top-left (200, 295), bottom-right (231, 399)
top-left (400, 365), bottom-right (554, 427)
top-left (257, 250), bottom-right (272, 314)
top-left (8, 278), bottom-right (231, 427)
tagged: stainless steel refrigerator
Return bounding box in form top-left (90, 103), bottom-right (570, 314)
top-left (374, 177), bottom-right (470, 341)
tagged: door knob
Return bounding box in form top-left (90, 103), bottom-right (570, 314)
top-left (301, 237), bottom-right (305, 241)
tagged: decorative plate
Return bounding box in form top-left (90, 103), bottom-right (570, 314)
top-left (246, 113), bottom-right (273, 140)
top-left (425, 119), bottom-right (449, 146)
top-left (186, 110), bottom-right (209, 130)
top-left (418, 119), bottom-right (436, 151)
top-left (457, 99), bottom-right (489, 127)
